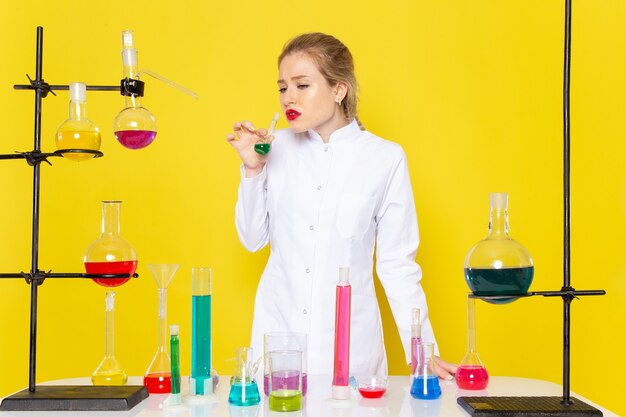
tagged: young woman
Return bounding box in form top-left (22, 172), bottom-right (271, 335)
top-left (227, 33), bottom-right (456, 379)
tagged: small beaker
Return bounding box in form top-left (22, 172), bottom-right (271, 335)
top-left (410, 343), bottom-right (441, 400)
top-left (263, 332), bottom-right (307, 397)
top-left (228, 347), bottom-right (261, 406)
top-left (268, 350), bottom-right (302, 412)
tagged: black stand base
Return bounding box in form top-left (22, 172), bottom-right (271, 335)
top-left (457, 396), bottom-right (603, 416)
top-left (0, 385), bottom-right (148, 411)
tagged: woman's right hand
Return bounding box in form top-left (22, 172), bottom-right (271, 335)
top-left (226, 120), bottom-right (274, 177)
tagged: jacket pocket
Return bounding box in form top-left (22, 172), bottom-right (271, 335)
top-left (336, 193), bottom-right (376, 241)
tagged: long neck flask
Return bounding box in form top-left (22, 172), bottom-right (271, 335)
top-left (55, 82), bottom-right (101, 161)
top-left (144, 263), bottom-right (179, 393)
top-left (332, 267), bottom-right (351, 400)
top-left (456, 295), bottom-right (489, 390)
top-left (411, 308), bottom-right (422, 375)
top-left (92, 291), bottom-right (127, 385)
top-left (191, 267), bottom-right (213, 395)
top-left (113, 30), bottom-right (157, 150)
top-left (84, 201), bottom-right (138, 287)
top-left (464, 192), bottom-right (534, 304)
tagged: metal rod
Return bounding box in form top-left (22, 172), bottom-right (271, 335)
top-left (14, 84), bottom-right (120, 91)
top-left (562, 0), bottom-right (573, 405)
top-left (28, 26), bottom-right (45, 393)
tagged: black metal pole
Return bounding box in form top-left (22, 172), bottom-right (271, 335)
top-left (28, 25), bottom-right (45, 393)
top-left (562, 0), bottom-right (573, 405)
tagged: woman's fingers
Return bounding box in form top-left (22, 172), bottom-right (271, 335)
top-left (434, 356), bottom-right (457, 380)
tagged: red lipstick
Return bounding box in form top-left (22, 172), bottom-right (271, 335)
top-left (285, 109), bottom-right (301, 121)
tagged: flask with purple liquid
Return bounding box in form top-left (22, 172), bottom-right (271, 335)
top-left (113, 30), bottom-right (157, 150)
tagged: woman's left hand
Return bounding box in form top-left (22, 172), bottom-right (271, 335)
top-left (434, 356), bottom-right (458, 381)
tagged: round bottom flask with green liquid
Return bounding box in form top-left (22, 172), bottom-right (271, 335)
top-left (464, 193), bottom-right (533, 304)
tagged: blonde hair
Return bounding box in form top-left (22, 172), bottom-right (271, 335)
top-left (279, 33), bottom-right (362, 128)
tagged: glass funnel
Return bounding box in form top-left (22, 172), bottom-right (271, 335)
top-left (84, 201), bottom-right (138, 287)
top-left (113, 30), bottom-right (157, 150)
top-left (456, 295), bottom-right (489, 390)
top-left (92, 291), bottom-right (127, 385)
top-left (143, 263), bottom-right (179, 393)
top-left (55, 82), bottom-right (101, 161)
top-left (464, 192), bottom-right (534, 304)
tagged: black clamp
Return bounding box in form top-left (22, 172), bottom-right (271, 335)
top-left (22, 270), bottom-right (49, 285)
top-left (26, 74), bottom-right (55, 98)
top-left (560, 286), bottom-right (578, 303)
top-left (17, 151), bottom-right (52, 166)
top-left (120, 78), bottom-right (145, 97)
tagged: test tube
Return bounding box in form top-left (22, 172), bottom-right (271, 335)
top-left (332, 267), bottom-right (351, 400)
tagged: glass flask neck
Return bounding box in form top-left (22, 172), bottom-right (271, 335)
top-left (488, 207), bottom-right (509, 239)
top-left (466, 296), bottom-right (478, 353)
top-left (101, 201), bottom-right (122, 237)
top-left (123, 94), bottom-right (142, 109)
top-left (69, 99), bottom-right (87, 120)
top-left (157, 288), bottom-right (168, 351)
top-left (105, 291), bottom-right (116, 358)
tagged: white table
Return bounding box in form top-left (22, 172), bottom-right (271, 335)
top-left (0, 375), bottom-right (618, 416)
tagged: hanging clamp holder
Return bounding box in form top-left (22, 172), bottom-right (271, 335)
top-left (25, 74), bottom-right (55, 97)
top-left (120, 77), bottom-right (145, 97)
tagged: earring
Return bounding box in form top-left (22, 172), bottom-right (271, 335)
top-left (336, 98), bottom-right (342, 106)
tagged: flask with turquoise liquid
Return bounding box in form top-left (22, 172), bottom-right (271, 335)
top-left (464, 192), bottom-right (534, 304)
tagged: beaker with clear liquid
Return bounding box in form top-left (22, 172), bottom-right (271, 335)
top-left (464, 192), bottom-right (534, 304)
top-left (410, 342), bottom-right (441, 400)
top-left (456, 295), bottom-right (489, 390)
top-left (228, 347), bottom-right (261, 406)
top-left (143, 263), bottom-right (179, 393)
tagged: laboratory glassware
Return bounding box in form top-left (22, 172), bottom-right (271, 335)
top-left (190, 266), bottom-right (214, 396)
top-left (263, 332), bottom-right (308, 396)
top-left (410, 342), bottom-right (441, 400)
top-left (228, 347), bottom-right (261, 406)
top-left (84, 200), bottom-right (138, 287)
top-left (112, 30), bottom-right (157, 150)
top-left (143, 263), bottom-right (179, 393)
top-left (169, 324), bottom-right (181, 404)
top-left (357, 375), bottom-right (387, 399)
top-left (332, 267), bottom-right (351, 400)
top-left (91, 291), bottom-right (127, 385)
top-left (54, 82), bottom-right (101, 161)
top-left (411, 308), bottom-right (422, 375)
top-left (464, 192), bottom-right (534, 304)
top-left (268, 350), bottom-right (302, 412)
top-left (456, 295), bottom-right (489, 390)
top-left (254, 112), bottom-right (279, 155)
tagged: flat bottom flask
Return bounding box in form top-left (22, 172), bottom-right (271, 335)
top-left (92, 291), bottom-right (127, 385)
top-left (456, 295), bottom-right (489, 390)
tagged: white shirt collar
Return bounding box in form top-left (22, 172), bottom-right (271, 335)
top-left (306, 119), bottom-right (362, 144)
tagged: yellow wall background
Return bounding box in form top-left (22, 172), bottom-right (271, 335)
top-left (0, 0), bottom-right (624, 415)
